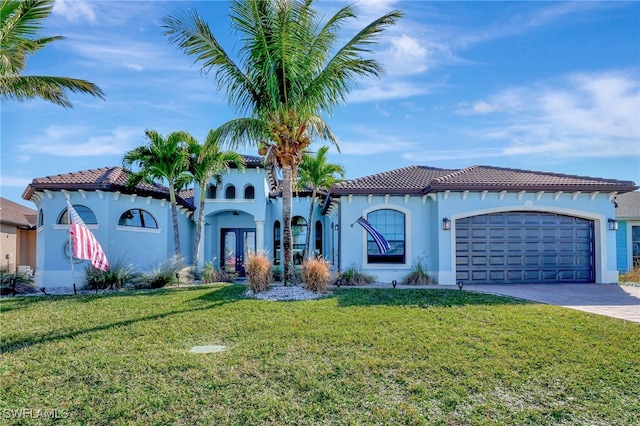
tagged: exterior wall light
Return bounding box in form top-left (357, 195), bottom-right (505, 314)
top-left (442, 218), bottom-right (451, 230)
top-left (608, 218), bottom-right (618, 231)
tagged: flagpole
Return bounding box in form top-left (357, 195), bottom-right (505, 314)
top-left (66, 197), bottom-right (77, 295)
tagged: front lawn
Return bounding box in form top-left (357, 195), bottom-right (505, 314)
top-left (1, 285), bottom-right (638, 425)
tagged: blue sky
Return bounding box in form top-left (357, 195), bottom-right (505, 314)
top-left (2, 0), bottom-right (639, 208)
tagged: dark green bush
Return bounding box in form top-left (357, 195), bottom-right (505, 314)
top-left (202, 261), bottom-right (231, 283)
top-left (132, 258), bottom-right (180, 289)
top-left (338, 264), bottom-right (377, 286)
top-left (401, 257), bottom-right (434, 285)
top-left (84, 257), bottom-right (137, 290)
top-left (0, 264), bottom-right (36, 295)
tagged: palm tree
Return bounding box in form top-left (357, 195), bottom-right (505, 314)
top-left (122, 130), bottom-right (195, 265)
top-left (0, 0), bottom-right (104, 107)
top-left (297, 146), bottom-right (345, 259)
top-left (189, 130), bottom-right (246, 267)
top-left (162, 0), bottom-right (401, 284)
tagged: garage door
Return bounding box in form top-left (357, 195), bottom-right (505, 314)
top-left (456, 212), bottom-right (594, 284)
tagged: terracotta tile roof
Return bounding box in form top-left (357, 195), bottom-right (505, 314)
top-left (0, 197), bottom-right (37, 228)
top-left (332, 164), bottom-right (637, 195)
top-left (332, 166), bottom-right (456, 195)
top-left (616, 191), bottom-right (640, 218)
top-left (240, 155), bottom-right (266, 168)
top-left (22, 167), bottom-right (195, 210)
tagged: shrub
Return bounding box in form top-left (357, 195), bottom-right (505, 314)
top-left (246, 251), bottom-right (272, 293)
top-left (301, 258), bottom-right (331, 293)
top-left (202, 261), bottom-right (231, 283)
top-left (402, 257), bottom-right (434, 285)
top-left (272, 264), bottom-right (303, 285)
top-left (134, 257), bottom-right (180, 289)
top-left (0, 264), bottom-right (36, 295)
top-left (338, 264), bottom-right (377, 286)
top-left (619, 265), bottom-right (640, 283)
top-left (84, 257), bottom-right (137, 290)
top-left (271, 266), bottom-right (283, 282)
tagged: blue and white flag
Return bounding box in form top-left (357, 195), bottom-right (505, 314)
top-left (356, 217), bottom-right (390, 254)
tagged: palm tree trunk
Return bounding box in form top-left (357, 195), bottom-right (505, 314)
top-left (282, 165), bottom-right (294, 286)
top-left (304, 188), bottom-right (316, 259)
top-left (193, 187), bottom-right (206, 268)
top-left (169, 188), bottom-right (182, 268)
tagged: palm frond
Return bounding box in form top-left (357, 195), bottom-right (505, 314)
top-left (162, 8), bottom-right (259, 116)
top-left (0, 75), bottom-right (105, 107)
top-left (305, 9), bottom-right (403, 113)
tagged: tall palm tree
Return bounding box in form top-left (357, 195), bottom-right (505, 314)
top-left (189, 129), bottom-right (246, 267)
top-left (0, 0), bottom-right (104, 107)
top-left (122, 130), bottom-right (195, 265)
top-left (297, 146), bottom-right (345, 259)
top-left (163, 0), bottom-right (401, 284)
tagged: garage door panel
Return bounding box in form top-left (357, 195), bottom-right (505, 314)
top-left (490, 271), bottom-right (505, 280)
top-left (456, 212), bottom-right (594, 284)
top-left (471, 271), bottom-right (488, 280)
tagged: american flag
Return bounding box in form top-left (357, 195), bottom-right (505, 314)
top-left (66, 200), bottom-right (109, 271)
top-left (356, 217), bottom-right (391, 254)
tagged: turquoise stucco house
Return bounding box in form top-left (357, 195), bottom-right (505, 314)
top-left (615, 191), bottom-right (640, 273)
top-left (22, 159), bottom-right (636, 288)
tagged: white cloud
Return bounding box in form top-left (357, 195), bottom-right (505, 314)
top-left (20, 126), bottom-right (142, 157)
top-left (349, 79), bottom-right (439, 102)
top-left (440, 70), bottom-right (640, 161)
top-left (383, 34), bottom-right (428, 75)
top-left (52, 0), bottom-right (96, 24)
top-left (456, 70), bottom-right (639, 134)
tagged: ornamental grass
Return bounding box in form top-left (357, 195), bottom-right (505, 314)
top-left (246, 251), bottom-right (272, 293)
top-left (301, 258), bottom-right (331, 293)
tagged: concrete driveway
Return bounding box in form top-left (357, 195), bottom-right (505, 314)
top-left (461, 284), bottom-right (640, 323)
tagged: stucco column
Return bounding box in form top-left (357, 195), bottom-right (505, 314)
top-left (255, 220), bottom-right (265, 252)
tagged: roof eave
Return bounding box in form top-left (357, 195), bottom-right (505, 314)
top-left (429, 184), bottom-right (638, 193)
top-left (331, 188), bottom-right (425, 196)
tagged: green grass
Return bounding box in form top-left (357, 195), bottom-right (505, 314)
top-left (1, 286), bottom-right (638, 425)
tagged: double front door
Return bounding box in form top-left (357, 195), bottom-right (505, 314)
top-left (221, 228), bottom-right (256, 276)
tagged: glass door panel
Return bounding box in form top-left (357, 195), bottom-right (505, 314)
top-left (223, 231), bottom-right (237, 273)
top-left (221, 228), bottom-right (256, 276)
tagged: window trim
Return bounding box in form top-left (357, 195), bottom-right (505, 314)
top-left (225, 184), bottom-right (236, 199)
top-left (292, 216), bottom-right (307, 264)
top-left (57, 204), bottom-right (98, 225)
top-left (362, 205), bottom-right (411, 267)
top-left (273, 220), bottom-right (281, 265)
top-left (244, 185), bottom-right (255, 200)
top-left (117, 208), bottom-right (158, 229)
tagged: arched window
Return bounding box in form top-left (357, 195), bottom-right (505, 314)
top-left (37, 209), bottom-right (44, 227)
top-left (118, 209), bottom-right (158, 229)
top-left (244, 185), bottom-right (255, 199)
top-left (225, 185), bottom-right (236, 199)
top-left (57, 205), bottom-right (97, 224)
top-left (207, 184), bottom-right (217, 199)
top-left (315, 220), bottom-right (323, 257)
top-left (292, 216), bottom-right (307, 264)
top-left (366, 209), bottom-right (405, 264)
top-left (273, 221), bottom-right (281, 265)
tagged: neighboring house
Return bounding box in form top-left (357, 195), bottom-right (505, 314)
top-left (22, 161), bottom-right (636, 288)
top-left (0, 197), bottom-right (37, 275)
top-left (615, 191), bottom-right (640, 273)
